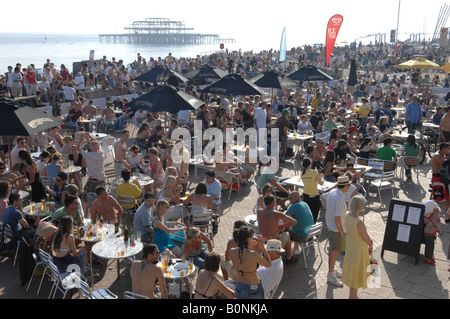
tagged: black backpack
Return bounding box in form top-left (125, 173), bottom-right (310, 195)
top-left (441, 159), bottom-right (450, 184)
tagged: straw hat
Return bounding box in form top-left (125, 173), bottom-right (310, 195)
top-left (265, 239), bottom-right (285, 253)
top-left (337, 176), bottom-right (350, 186)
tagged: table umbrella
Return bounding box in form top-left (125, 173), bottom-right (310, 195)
top-left (347, 59), bottom-right (358, 86)
top-left (127, 84), bottom-right (204, 113)
top-left (201, 73), bottom-right (264, 96)
top-left (397, 57), bottom-right (440, 70)
top-left (288, 65), bottom-right (334, 82)
top-left (250, 70), bottom-right (299, 89)
top-left (134, 65), bottom-right (188, 84)
top-left (201, 73), bottom-right (264, 114)
top-left (249, 70), bottom-right (299, 102)
top-left (0, 97), bottom-right (65, 168)
top-left (184, 64), bottom-right (229, 80)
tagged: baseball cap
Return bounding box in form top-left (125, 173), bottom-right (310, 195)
top-left (349, 126), bottom-right (358, 132)
top-left (282, 109), bottom-right (290, 115)
top-left (425, 200), bottom-right (440, 213)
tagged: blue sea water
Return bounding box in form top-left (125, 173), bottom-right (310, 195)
top-left (0, 32), bottom-right (231, 74)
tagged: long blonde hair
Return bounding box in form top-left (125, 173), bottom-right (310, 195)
top-left (155, 199), bottom-right (169, 217)
top-left (162, 175), bottom-right (177, 191)
top-left (185, 227), bottom-right (200, 243)
top-left (163, 166), bottom-right (177, 184)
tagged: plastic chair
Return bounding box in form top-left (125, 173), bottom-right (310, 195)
top-left (0, 221), bottom-right (21, 267)
top-left (116, 194), bottom-right (137, 223)
top-left (363, 159), bottom-right (384, 184)
top-left (368, 170), bottom-right (395, 208)
top-left (40, 176), bottom-right (56, 190)
top-left (298, 222), bottom-right (323, 268)
top-left (124, 291), bottom-right (150, 299)
top-left (78, 279), bottom-right (118, 299)
top-left (218, 169), bottom-right (241, 200)
top-left (401, 156), bottom-right (420, 180)
top-left (47, 257), bottom-right (87, 299)
top-left (101, 137), bottom-right (116, 161)
top-left (26, 249), bottom-right (52, 295)
top-left (191, 208), bottom-right (214, 247)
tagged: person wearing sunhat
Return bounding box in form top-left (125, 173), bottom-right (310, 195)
top-left (256, 239), bottom-right (285, 299)
top-left (324, 175), bottom-right (351, 287)
top-left (276, 108), bottom-right (290, 162)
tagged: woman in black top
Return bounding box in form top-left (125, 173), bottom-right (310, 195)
top-left (16, 150), bottom-right (46, 202)
top-left (194, 252), bottom-right (235, 299)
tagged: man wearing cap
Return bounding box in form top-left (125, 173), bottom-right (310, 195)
top-left (256, 239), bottom-right (284, 299)
top-left (324, 175), bottom-right (351, 287)
top-left (276, 109), bottom-right (290, 162)
top-left (257, 194), bottom-right (298, 264)
top-left (134, 192), bottom-right (157, 243)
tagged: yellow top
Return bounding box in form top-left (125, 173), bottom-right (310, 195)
top-left (301, 168), bottom-right (319, 196)
top-left (358, 103), bottom-right (371, 118)
top-left (116, 182), bottom-right (142, 209)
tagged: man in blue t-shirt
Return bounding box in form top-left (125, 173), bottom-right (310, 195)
top-left (204, 170), bottom-right (221, 212)
top-left (1, 193), bottom-right (35, 251)
top-left (405, 96), bottom-right (422, 134)
top-left (286, 192), bottom-right (314, 256)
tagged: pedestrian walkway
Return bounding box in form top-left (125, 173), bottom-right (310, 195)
top-left (1, 149), bottom-right (449, 300)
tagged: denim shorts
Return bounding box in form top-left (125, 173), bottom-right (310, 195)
top-left (235, 281), bottom-right (265, 299)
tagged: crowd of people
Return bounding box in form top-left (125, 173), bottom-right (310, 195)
top-left (1, 40), bottom-right (450, 299)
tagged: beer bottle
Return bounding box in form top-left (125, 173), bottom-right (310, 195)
top-left (123, 225), bottom-right (129, 243)
top-left (114, 218), bottom-right (119, 234)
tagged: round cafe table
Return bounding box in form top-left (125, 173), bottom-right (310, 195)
top-left (62, 165), bottom-right (83, 175)
top-left (90, 132), bottom-right (108, 140)
top-left (90, 235), bottom-right (143, 287)
top-left (157, 257), bottom-right (197, 298)
top-left (22, 201), bottom-right (57, 225)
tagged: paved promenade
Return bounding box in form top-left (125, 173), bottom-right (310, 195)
top-left (0, 134), bottom-right (449, 300)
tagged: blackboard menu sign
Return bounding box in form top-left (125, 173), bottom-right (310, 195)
top-left (381, 199), bottom-right (425, 264)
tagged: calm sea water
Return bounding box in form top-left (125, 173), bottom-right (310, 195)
top-left (0, 32), bottom-right (239, 74)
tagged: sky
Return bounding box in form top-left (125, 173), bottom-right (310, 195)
top-left (2, 0), bottom-right (447, 51)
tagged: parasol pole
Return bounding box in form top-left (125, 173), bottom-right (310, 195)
top-left (7, 136), bottom-right (12, 170)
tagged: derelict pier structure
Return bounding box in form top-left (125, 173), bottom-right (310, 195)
top-left (99, 18), bottom-right (235, 45)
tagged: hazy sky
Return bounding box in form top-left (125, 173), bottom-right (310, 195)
top-left (3, 0), bottom-right (446, 51)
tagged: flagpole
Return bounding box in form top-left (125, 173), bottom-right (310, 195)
top-left (396, 0), bottom-right (401, 44)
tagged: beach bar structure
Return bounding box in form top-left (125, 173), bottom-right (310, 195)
top-left (99, 18), bottom-right (235, 45)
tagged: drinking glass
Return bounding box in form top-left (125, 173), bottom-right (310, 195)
top-left (135, 231), bottom-right (141, 245)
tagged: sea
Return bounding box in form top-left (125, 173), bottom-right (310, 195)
top-left (0, 32), bottom-right (246, 75)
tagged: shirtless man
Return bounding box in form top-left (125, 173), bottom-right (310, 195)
top-left (82, 100), bottom-right (98, 117)
top-left (49, 126), bottom-right (64, 149)
top-left (439, 106), bottom-right (450, 142)
top-left (130, 243), bottom-right (168, 299)
top-left (257, 194), bottom-right (298, 264)
top-left (114, 129), bottom-right (131, 176)
top-left (90, 186), bottom-right (123, 224)
top-left (431, 143), bottom-right (450, 220)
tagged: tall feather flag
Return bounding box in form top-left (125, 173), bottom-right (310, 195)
top-left (325, 15), bottom-right (343, 67)
top-left (279, 27), bottom-right (286, 62)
